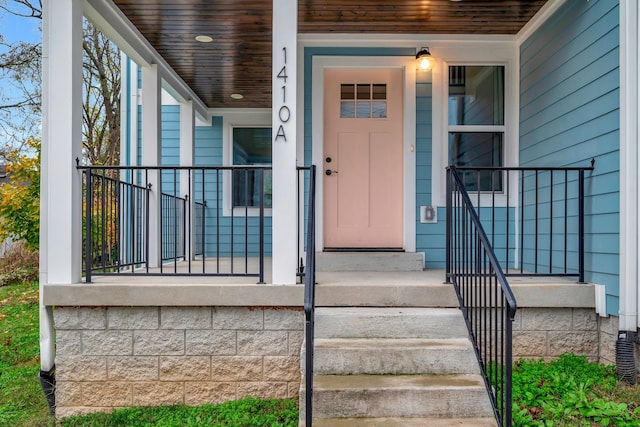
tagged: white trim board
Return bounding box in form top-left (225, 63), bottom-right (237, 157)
top-left (311, 56), bottom-right (417, 252)
top-left (430, 43), bottom-right (519, 208)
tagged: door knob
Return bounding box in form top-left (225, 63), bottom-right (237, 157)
top-left (325, 169), bottom-right (338, 176)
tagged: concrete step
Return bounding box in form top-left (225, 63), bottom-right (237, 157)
top-left (316, 252), bottom-right (424, 272)
top-left (312, 374), bottom-right (494, 419)
top-left (312, 417), bottom-right (498, 426)
top-left (315, 271), bottom-right (458, 307)
top-left (314, 337), bottom-right (479, 375)
top-left (315, 307), bottom-right (468, 339)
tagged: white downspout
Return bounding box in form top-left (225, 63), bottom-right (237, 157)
top-left (619, 0), bottom-right (638, 332)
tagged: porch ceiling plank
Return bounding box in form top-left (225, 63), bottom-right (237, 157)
top-left (112, 0), bottom-right (547, 108)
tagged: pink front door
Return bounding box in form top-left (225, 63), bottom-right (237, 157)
top-left (323, 68), bottom-right (404, 249)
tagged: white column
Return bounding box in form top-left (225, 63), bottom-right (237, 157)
top-left (180, 101), bottom-right (195, 260)
top-left (141, 65), bottom-right (162, 268)
top-left (42, 0), bottom-right (83, 285)
top-left (271, 0), bottom-right (298, 284)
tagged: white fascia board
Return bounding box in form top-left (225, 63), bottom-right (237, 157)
top-left (83, 0), bottom-right (209, 120)
top-left (299, 33), bottom-right (515, 47)
top-left (516, 0), bottom-right (568, 45)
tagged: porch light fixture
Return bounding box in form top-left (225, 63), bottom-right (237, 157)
top-left (416, 47), bottom-right (433, 71)
top-left (195, 35), bottom-right (213, 43)
top-left (230, 93), bottom-right (244, 100)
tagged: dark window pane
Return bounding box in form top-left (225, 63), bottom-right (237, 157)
top-left (232, 127), bottom-right (272, 207)
top-left (449, 132), bottom-right (503, 191)
top-left (341, 84), bottom-right (354, 100)
top-left (357, 84), bottom-right (370, 100)
top-left (448, 66), bottom-right (504, 126)
top-left (372, 84), bottom-right (386, 100)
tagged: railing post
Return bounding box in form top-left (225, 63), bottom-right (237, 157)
top-left (258, 169), bottom-right (265, 284)
top-left (578, 169), bottom-right (585, 283)
top-left (84, 169), bottom-right (92, 283)
top-left (505, 313), bottom-right (513, 427)
top-left (446, 167), bottom-right (452, 283)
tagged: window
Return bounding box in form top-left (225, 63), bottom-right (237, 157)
top-left (448, 65), bottom-right (505, 191)
top-left (340, 83), bottom-right (387, 118)
top-left (232, 127), bottom-right (272, 208)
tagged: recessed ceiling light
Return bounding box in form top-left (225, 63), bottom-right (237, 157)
top-left (230, 93), bottom-right (244, 100)
top-left (195, 35), bottom-right (213, 43)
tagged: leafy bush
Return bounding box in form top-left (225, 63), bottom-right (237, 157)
top-left (512, 353), bottom-right (640, 426)
top-left (0, 241), bottom-right (38, 286)
top-left (0, 138), bottom-right (40, 250)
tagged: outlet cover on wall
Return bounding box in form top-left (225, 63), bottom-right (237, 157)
top-left (420, 206), bottom-right (437, 223)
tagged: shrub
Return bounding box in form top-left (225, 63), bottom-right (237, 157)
top-left (0, 241), bottom-right (38, 286)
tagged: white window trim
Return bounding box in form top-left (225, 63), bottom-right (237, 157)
top-left (215, 108), bottom-right (272, 217)
top-left (431, 46), bottom-right (519, 208)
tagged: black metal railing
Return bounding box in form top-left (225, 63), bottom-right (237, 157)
top-left (297, 166), bottom-right (312, 282)
top-left (303, 165), bottom-right (317, 427)
top-left (448, 161), bottom-right (595, 282)
top-left (82, 169), bottom-right (150, 282)
top-left (161, 192), bottom-right (187, 262)
top-left (79, 165), bottom-right (272, 283)
top-left (446, 166), bottom-right (517, 427)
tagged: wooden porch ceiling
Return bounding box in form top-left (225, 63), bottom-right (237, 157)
top-left (113, 0), bottom-right (547, 109)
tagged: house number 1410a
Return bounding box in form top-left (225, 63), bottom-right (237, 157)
top-left (275, 47), bottom-right (289, 142)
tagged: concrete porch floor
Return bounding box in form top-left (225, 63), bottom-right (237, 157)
top-left (43, 256), bottom-right (596, 310)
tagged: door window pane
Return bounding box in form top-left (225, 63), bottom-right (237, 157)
top-left (232, 127), bottom-right (272, 207)
top-left (340, 83), bottom-right (387, 118)
top-left (448, 66), bottom-right (504, 126)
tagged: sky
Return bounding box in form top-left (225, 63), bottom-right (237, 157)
top-left (0, 5), bottom-right (40, 46)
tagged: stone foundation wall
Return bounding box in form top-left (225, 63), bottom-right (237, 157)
top-left (512, 308), bottom-right (599, 361)
top-left (54, 306), bottom-right (304, 418)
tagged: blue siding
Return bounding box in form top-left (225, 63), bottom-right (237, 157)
top-left (414, 70), bottom-right (443, 268)
top-left (161, 105), bottom-right (181, 195)
top-left (193, 117), bottom-right (273, 257)
top-left (520, 0), bottom-right (620, 315)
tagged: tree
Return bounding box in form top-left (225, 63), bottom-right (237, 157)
top-left (0, 137), bottom-right (39, 249)
top-left (82, 21), bottom-right (121, 166)
top-left (0, 0), bottom-right (42, 154)
top-left (0, 1), bottom-right (121, 250)
top-left (0, 0), bottom-right (121, 166)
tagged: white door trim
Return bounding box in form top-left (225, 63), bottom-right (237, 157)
top-left (311, 56), bottom-right (416, 252)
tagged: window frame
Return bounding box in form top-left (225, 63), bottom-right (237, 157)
top-left (432, 56), bottom-right (518, 208)
top-left (220, 109), bottom-right (272, 217)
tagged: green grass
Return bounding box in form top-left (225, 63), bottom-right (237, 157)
top-left (58, 397), bottom-right (298, 427)
top-left (512, 353), bottom-right (640, 426)
top-left (0, 280), bottom-right (53, 427)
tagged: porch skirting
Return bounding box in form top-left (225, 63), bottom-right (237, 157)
top-left (53, 306), bottom-right (304, 418)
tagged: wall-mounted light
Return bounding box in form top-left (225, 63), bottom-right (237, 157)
top-left (416, 47), bottom-right (433, 71)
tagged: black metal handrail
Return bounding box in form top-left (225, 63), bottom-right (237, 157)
top-left (449, 161), bottom-right (595, 282)
top-left (303, 165), bottom-right (317, 427)
top-left (78, 165), bottom-right (271, 283)
top-left (446, 166), bottom-right (517, 427)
